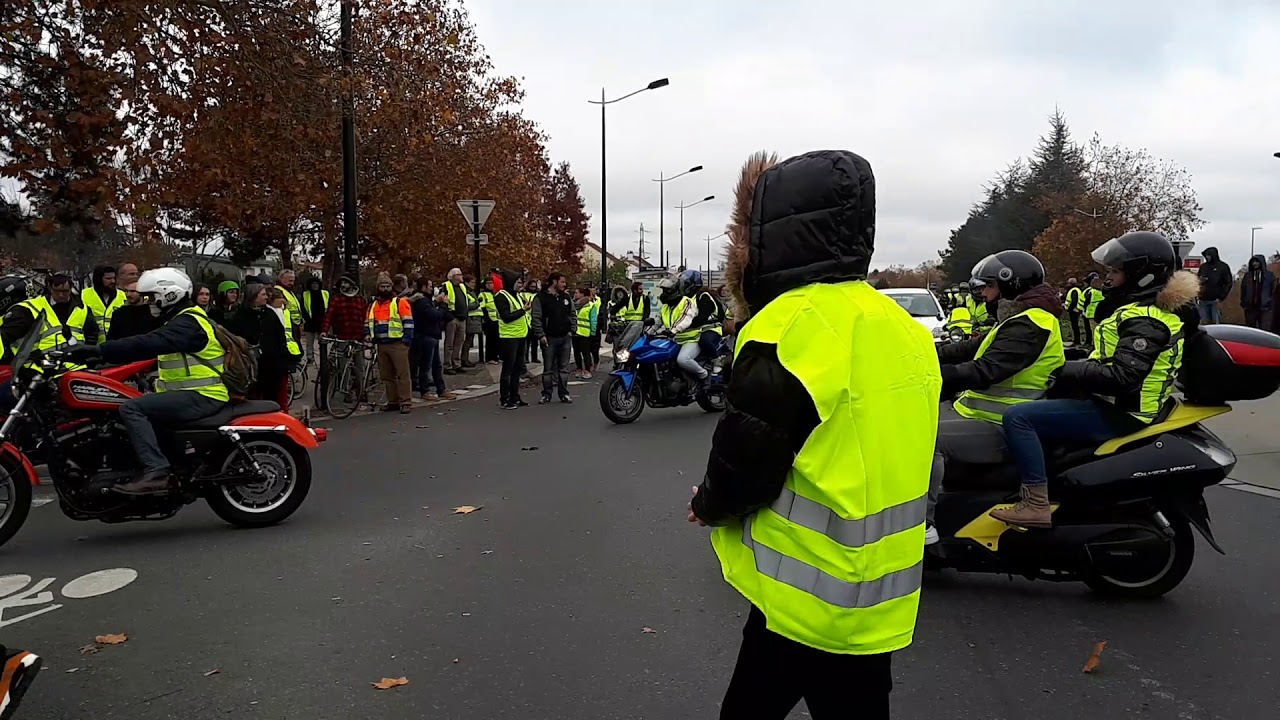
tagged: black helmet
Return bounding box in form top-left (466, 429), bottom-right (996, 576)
top-left (0, 274), bottom-right (28, 316)
top-left (967, 278), bottom-right (985, 295)
top-left (678, 269), bottom-right (704, 297)
top-left (971, 250), bottom-right (1045, 300)
top-left (1091, 231), bottom-right (1176, 301)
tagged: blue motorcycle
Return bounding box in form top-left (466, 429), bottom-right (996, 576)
top-left (599, 321), bottom-right (731, 424)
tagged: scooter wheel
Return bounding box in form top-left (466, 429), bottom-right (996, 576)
top-left (1083, 516), bottom-right (1196, 599)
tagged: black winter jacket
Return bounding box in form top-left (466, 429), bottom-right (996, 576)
top-left (938, 283), bottom-right (1063, 399)
top-left (100, 302), bottom-right (209, 365)
top-left (1197, 247), bottom-right (1233, 302)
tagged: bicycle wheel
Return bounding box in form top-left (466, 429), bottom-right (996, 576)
top-left (327, 354), bottom-right (364, 419)
top-left (363, 350), bottom-right (386, 409)
top-left (289, 366), bottom-right (306, 402)
top-left (313, 353), bottom-right (330, 412)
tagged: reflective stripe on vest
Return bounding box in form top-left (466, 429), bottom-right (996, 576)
top-left (279, 287), bottom-right (301, 323)
top-left (67, 305), bottom-right (88, 342)
top-left (710, 280), bottom-right (941, 655)
top-left (620, 294), bottom-right (645, 321)
top-left (156, 306), bottom-right (229, 401)
top-left (80, 287), bottom-right (124, 343)
top-left (660, 297), bottom-right (700, 344)
top-left (496, 291), bottom-right (527, 338)
top-left (1091, 302), bottom-right (1185, 423)
top-left (366, 298), bottom-right (405, 340)
top-left (954, 307), bottom-right (1065, 423)
top-left (696, 292), bottom-right (726, 336)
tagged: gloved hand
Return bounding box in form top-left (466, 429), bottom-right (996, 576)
top-left (63, 343), bottom-right (102, 364)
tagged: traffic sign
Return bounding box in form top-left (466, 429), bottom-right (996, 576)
top-left (465, 233), bottom-right (489, 246)
top-left (456, 200), bottom-right (495, 231)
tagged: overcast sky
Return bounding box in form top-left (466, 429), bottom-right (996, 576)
top-left (467, 0), bottom-right (1280, 272)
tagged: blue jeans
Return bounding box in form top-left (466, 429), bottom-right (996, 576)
top-left (1197, 299), bottom-right (1221, 324)
top-left (1002, 399), bottom-right (1142, 487)
top-left (414, 336), bottom-right (444, 395)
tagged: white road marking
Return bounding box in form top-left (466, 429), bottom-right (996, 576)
top-left (61, 568), bottom-right (138, 598)
top-left (1222, 482), bottom-right (1280, 500)
top-left (32, 495), bottom-right (55, 508)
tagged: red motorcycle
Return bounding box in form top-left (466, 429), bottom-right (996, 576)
top-left (0, 326), bottom-right (325, 548)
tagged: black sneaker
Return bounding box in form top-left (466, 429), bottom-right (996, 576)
top-left (1, 647), bottom-right (42, 720)
top-left (539, 395), bottom-right (552, 404)
top-left (560, 396), bottom-right (573, 404)
top-left (515, 399), bottom-right (529, 407)
top-left (502, 402), bottom-right (517, 410)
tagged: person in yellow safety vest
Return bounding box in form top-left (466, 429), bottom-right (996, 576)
top-left (521, 280), bottom-right (541, 365)
top-left (1080, 271), bottom-right (1105, 346)
top-left (80, 265), bottom-right (126, 343)
top-left (269, 289), bottom-right (303, 357)
top-left (47, 273), bottom-right (98, 345)
top-left (275, 269), bottom-right (303, 347)
top-left (687, 150), bottom-right (940, 718)
top-left (1062, 277), bottom-right (1084, 345)
top-left (460, 274), bottom-right (484, 369)
top-left (925, 250), bottom-right (1065, 544)
top-left (610, 281), bottom-right (651, 324)
top-left (61, 268), bottom-right (230, 496)
top-left (366, 272), bottom-right (416, 412)
top-left (682, 272), bottom-right (725, 364)
top-left (300, 276), bottom-right (330, 361)
top-left (944, 304), bottom-right (973, 337)
top-left (493, 268), bottom-right (531, 409)
top-left (965, 278), bottom-right (996, 333)
top-left (587, 288), bottom-right (603, 373)
top-left (572, 286), bottom-right (595, 377)
top-left (478, 277), bottom-right (500, 363)
top-left (993, 232), bottom-right (1201, 528)
top-left (655, 270), bottom-right (711, 385)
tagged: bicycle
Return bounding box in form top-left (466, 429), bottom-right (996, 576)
top-left (287, 354), bottom-right (313, 403)
top-left (317, 337), bottom-right (371, 419)
top-left (362, 343), bottom-right (386, 410)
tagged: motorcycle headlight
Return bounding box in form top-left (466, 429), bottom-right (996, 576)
top-left (614, 349), bottom-right (630, 363)
top-left (1186, 434), bottom-right (1237, 473)
top-left (949, 328), bottom-right (966, 342)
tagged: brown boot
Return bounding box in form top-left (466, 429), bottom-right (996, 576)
top-left (114, 469), bottom-right (172, 496)
top-left (990, 485), bottom-right (1052, 528)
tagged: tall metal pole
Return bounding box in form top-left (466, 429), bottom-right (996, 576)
top-left (340, 0), bottom-right (359, 279)
top-left (658, 171), bottom-right (664, 268)
top-left (679, 204), bottom-right (684, 271)
top-left (599, 87), bottom-right (607, 287)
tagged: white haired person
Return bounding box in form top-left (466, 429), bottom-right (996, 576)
top-left (441, 267), bottom-right (469, 373)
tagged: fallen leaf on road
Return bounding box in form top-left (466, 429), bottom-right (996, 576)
top-left (203, 668), bottom-right (221, 677)
top-left (78, 645), bottom-right (99, 655)
top-left (95, 633), bottom-right (128, 645)
top-left (65, 667), bottom-right (80, 673)
top-left (641, 627), bottom-right (656, 634)
top-left (481, 550), bottom-right (494, 555)
top-left (520, 446), bottom-right (539, 451)
top-left (372, 677), bottom-right (409, 690)
top-left (415, 425), bottom-right (430, 429)
top-left (1082, 641), bottom-right (1107, 673)
top-left (452, 658), bottom-right (459, 664)
top-left (452, 505), bottom-right (482, 514)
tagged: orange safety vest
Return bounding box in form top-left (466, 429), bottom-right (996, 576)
top-left (366, 297), bottom-right (410, 340)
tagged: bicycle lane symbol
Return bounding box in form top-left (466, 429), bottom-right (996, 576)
top-left (0, 568), bottom-right (139, 630)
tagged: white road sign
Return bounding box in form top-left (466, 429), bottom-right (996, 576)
top-left (465, 233), bottom-right (489, 246)
top-left (456, 200), bottom-right (495, 231)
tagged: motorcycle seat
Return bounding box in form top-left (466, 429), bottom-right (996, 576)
top-left (180, 400), bottom-right (282, 430)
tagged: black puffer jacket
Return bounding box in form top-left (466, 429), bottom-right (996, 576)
top-left (692, 150), bottom-right (875, 526)
top-left (938, 283), bottom-right (1063, 398)
top-left (1197, 247), bottom-right (1233, 302)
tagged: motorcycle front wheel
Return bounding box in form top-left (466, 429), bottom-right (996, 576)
top-left (206, 438), bottom-right (312, 528)
top-left (600, 375), bottom-right (644, 424)
top-left (0, 455), bottom-right (33, 548)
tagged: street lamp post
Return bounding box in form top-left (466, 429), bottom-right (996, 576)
top-left (1252, 226), bottom-right (1263, 257)
top-left (676, 195), bottom-right (715, 270)
top-left (653, 165), bottom-right (703, 270)
top-left (588, 78), bottom-right (670, 286)
top-left (705, 231), bottom-right (727, 285)
top-left (339, 0), bottom-right (359, 278)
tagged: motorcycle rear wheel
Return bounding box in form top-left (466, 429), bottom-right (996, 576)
top-left (0, 456), bottom-right (33, 548)
top-left (1083, 516), bottom-right (1195, 599)
top-left (600, 375), bottom-right (644, 424)
top-left (695, 387), bottom-right (726, 413)
top-left (206, 438), bottom-right (312, 528)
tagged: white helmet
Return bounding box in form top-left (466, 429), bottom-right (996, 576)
top-left (136, 267), bottom-right (193, 309)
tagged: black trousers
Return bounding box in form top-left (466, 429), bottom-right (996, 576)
top-left (482, 320), bottom-right (500, 361)
top-left (499, 337), bottom-right (527, 405)
top-left (572, 335), bottom-right (592, 370)
top-left (1067, 311), bottom-right (1082, 345)
top-left (719, 606), bottom-right (892, 720)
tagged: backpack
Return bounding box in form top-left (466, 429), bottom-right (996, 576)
top-left (193, 324), bottom-right (259, 402)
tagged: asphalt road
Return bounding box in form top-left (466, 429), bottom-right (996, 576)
top-left (4, 382), bottom-right (1280, 719)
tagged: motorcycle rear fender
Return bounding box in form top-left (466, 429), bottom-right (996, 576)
top-left (1161, 491), bottom-right (1225, 555)
top-left (611, 369), bottom-right (636, 393)
top-left (225, 412), bottom-right (322, 449)
top-left (0, 441), bottom-right (39, 486)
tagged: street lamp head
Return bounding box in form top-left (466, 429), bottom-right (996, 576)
top-left (689, 165), bottom-right (703, 173)
top-left (1274, 152), bottom-right (1280, 159)
top-left (703, 195), bottom-right (715, 202)
top-left (647, 78), bottom-right (670, 90)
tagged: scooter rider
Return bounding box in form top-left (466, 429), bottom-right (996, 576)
top-left (684, 271), bottom-right (726, 363)
top-left (925, 250), bottom-right (1065, 543)
top-left (63, 268), bottom-right (229, 496)
top-left (992, 232), bottom-right (1201, 528)
top-left (656, 270), bottom-right (710, 386)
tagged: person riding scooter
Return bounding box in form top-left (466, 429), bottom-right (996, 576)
top-left (63, 268), bottom-right (230, 496)
top-left (966, 278), bottom-right (997, 334)
top-left (992, 231), bottom-right (1201, 528)
top-left (682, 271), bottom-right (726, 365)
top-left (655, 270), bottom-right (711, 387)
top-left (925, 250), bottom-right (1065, 543)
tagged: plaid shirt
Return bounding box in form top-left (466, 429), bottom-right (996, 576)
top-left (322, 293), bottom-right (368, 340)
